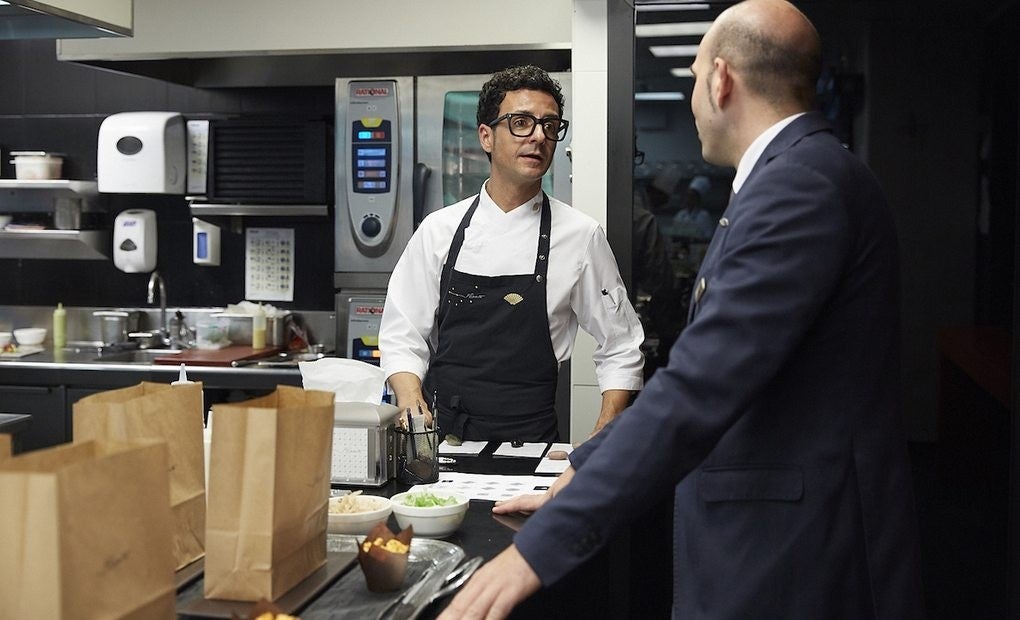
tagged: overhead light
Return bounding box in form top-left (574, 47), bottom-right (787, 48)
top-left (635, 92), bottom-right (687, 101)
top-left (671, 68), bottom-right (694, 78)
top-left (649, 44), bottom-right (700, 58)
top-left (635, 22), bottom-right (712, 37)
top-left (636, 3), bottom-right (711, 11)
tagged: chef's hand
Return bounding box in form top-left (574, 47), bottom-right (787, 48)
top-left (492, 466), bottom-right (574, 516)
top-left (588, 389), bottom-right (632, 438)
top-left (388, 371), bottom-right (435, 427)
top-left (437, 545), bottom-right (540, 620)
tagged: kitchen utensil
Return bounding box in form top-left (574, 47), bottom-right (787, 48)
top-left (93, 309), bottom-right (140, 345)
top-left (389, 552), bottom-right (463, 620)
top-left (394, 427), bottom-right (439, 485)
top-left (427, 555), bottom-right (483, 605)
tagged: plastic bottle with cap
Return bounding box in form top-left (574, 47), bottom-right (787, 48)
top-left (171, 363), bottom-right (193, 386)
top-left (52, 302), bottom-right (66, 349)
top-left (252, 303), bottom-right (267, 349)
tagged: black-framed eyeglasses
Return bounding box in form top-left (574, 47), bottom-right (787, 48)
top-left (487, 113), bottom-right (570, 142)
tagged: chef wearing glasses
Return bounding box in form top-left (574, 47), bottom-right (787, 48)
top-left (379, 65), bottom-right (644, 443)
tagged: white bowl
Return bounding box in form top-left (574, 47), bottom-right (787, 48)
top-left (327, 495), bottom-right (392, 535)
top-left (13, 327), bottom-right (46, 346)
top-left (390, 491), bottom-right (469, 538)
top-left (0, 332), bottom-right (11, 348)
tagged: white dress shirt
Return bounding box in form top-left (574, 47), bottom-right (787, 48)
top-left (732, 112), bottom-right (806, 195)
top-left (380, 183), bottom-right (645, 394)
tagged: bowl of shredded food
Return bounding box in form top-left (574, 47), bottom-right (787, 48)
top-left (389, 490), bottom-right (469, 538)
top-left (327, 491), bottom-right (393, 535)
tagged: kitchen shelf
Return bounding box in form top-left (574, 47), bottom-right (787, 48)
top-left (0, 179), bottom-right (102, 214)
top-left (188, 201), bottom-right (328, 217)
top-left (0, 179), bottom-right (98, 194)
top-left (0, 229), bottom-right (109, 260)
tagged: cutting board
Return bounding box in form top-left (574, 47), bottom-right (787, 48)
top-left (153, 345), bottom-right (282, 367)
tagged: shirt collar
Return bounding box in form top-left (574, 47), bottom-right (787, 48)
top-left (731, 112), bottom-right (806, 195)
top-left (480, 181), bottom-right (543, 218)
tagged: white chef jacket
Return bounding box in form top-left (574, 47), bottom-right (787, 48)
top-left (380, 183), bottom-right (645, 394)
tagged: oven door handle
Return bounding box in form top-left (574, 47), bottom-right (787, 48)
top-left (412, 162), bottom-right (432, 230)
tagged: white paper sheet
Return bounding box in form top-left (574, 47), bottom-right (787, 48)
top-left (534, 443), bottom-right (574, 474)
top-left (410, 473), bottom-right (558, 502)
top-left (492, 442), bottom-right (548, 458)
top-left (438, 440), bottom-right (487, 456)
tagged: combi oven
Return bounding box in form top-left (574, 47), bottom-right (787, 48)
top-left (333, 74), bottom-right (572, 363)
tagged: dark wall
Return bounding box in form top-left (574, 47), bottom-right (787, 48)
top-left (0, 39), bottom-right (336, 310)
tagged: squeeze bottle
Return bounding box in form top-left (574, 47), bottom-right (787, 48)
top-left (252, 303), bottom-right (267, 349)
top-left (53, 302), bottom-right (67, 349)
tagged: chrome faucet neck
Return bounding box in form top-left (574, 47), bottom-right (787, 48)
top-left (146, 271), bottom-right (168, 337)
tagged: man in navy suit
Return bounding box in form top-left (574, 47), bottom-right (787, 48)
top-left (440, 0), bottom-right (925, 618)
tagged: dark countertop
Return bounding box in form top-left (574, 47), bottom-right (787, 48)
top-left (301, 442), bottom-right (672, 619)
top-left (0, 345), bottom-right (303, 391)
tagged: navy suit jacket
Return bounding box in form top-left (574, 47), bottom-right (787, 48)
top-left (516, 113), bottom-right (925, 618)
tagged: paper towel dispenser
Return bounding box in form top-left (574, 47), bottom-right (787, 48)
top-left (98, 112), bottom-right (186, 194)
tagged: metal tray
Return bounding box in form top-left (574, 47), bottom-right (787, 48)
top-left (300, 536), bottom-right (466, 619)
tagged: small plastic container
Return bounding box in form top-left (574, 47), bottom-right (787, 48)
top-left (10, 151), bottom-right (64, 180)
top-left (195, 318), bottom-right (230, 349)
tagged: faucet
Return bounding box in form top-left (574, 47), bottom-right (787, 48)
top-left (146, 271), bottom-right (168, 344)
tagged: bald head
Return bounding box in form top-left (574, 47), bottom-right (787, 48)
top-left (708, 0), bottom-right (821, 110)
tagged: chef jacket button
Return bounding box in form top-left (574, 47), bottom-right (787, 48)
top-left (719, 217), bottom-right (730, 227)
top-left (536, 274), bottom-right (544, 283)
top-left (539, 254), bottom-right (546, 261)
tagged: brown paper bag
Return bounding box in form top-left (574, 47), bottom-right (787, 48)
top-left (204, 385), bottom-right (335, 602)
top-left (0, 439), bottom-right (176, 619)
top-left (73, 381), bottom-right (206, 570)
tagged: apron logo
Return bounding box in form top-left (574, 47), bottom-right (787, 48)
top-left (504, 293), bottom-right (524, 305)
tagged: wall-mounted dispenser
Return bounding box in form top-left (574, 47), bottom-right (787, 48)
top-left (98, 112), bottom-right (186, 194)
top-left (192, 217), bottom-right (220, 266)
top-left (113, 209), bottom-right (157, 273)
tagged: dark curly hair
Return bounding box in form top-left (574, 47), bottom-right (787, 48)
top-left (476, 65), bottom-right (565, 128)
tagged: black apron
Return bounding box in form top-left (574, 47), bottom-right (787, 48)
top-left (423, 193), bottom-right (559, 442)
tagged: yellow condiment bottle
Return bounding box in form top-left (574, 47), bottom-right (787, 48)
top-left (252, 303), bottom-right (267, 349)
top-left (53, 302), bottom-right (66, 349)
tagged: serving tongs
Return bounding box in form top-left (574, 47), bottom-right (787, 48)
top-left (378, 555), bottom-right (483, 620)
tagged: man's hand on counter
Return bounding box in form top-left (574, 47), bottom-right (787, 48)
top-left (493, 465), bottom-right (575, 515)
top-left (437, 544), bottom-right (540, 620)
top-left (440, 467), bottom-right (575, 618)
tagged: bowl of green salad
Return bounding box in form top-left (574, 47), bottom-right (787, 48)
top-left (389, 490), bottom-right (469, 538)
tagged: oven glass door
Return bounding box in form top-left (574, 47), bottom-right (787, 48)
top-left (417, 74), bottom-right (571, 218)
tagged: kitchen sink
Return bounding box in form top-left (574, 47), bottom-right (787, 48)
top-left (92, 349), bottom-right (182, 364)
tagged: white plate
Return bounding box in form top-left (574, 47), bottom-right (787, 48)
top-left (0, 345), bottom-right (45, 359)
